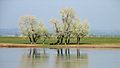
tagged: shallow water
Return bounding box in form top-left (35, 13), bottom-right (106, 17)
top-left (0, 48), bottom-right (120, 68)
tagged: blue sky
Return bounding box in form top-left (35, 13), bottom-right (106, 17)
top-left (0, 0), bottom-right (120, 32)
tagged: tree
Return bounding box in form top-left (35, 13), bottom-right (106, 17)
top-left (72, 19), bottom-right (89, 44)
top-left (19, 15), bottom-right (47, 44)
top-left (49, 18), bottom-right (65, 56)
top-left (60, 7), bottom-right (76, 44)
top-left (49, 8), bottom-right (76, 56)
top-left (81, 19), bottom-right (89, 38)
top-left (50, 7), bottom-right (89, 45)
top-left (19, 15), bottom-right (48, 56)
top-left (49, 18), bottom-right (64, 44)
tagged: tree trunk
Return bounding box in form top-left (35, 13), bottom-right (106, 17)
top-left (32, 34), bottom-right (36, 43)
top-left (28, 36), bottom-right (32, 43)
top-left (56, 36), bottom-right (60, 44)
top-left (77, 36), bottom-right (80, 44)
top-left (68, 37), bottom-right (70, 44)
top-left (60, 37), bottom-right (63, 44)
top-left (65, 37), bottom-right (67, 44)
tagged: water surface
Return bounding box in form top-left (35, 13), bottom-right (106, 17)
top-left (0, 48), bottom-right (120, 68)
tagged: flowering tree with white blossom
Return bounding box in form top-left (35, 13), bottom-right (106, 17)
top-left (50, 7), bottom-right (89, 45)
top-left (19, 15), bottom-right (48, 44)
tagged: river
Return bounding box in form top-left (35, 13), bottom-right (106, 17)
top-left (0, 48), bottom-right (120, 68)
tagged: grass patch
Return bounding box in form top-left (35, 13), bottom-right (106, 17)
top-left (0, 37), bottom-right (120, 45)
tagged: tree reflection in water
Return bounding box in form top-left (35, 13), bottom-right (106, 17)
top-left (20, 51), bottom-right (48, 68)
top-left (20, 48), bottom-right (88, 68)
top-left (55, 54), bottom-right (88, 68)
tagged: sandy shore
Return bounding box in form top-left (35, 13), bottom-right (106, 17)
top-left (0, 43), bottom-right (120, 48)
